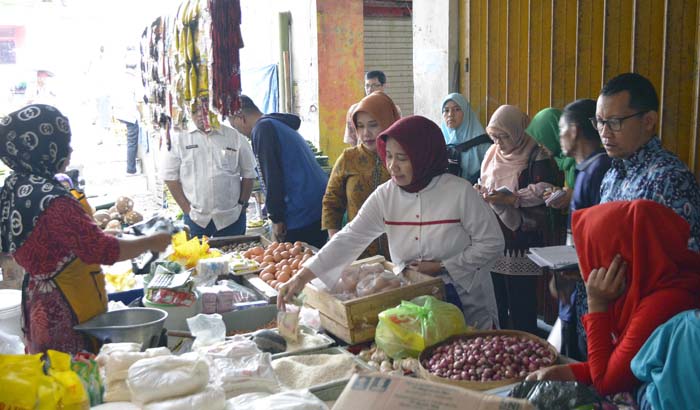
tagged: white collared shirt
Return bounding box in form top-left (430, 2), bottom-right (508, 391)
top-left (306, 173), bottom-right (505, 329)
top-left (161, 124), bottom-right (257, 230)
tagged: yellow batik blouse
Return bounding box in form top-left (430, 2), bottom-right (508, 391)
top-left (322, 144), bottom-right (391, 259)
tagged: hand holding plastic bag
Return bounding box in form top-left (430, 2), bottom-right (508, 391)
top-left (375, 296), bottom-right (468, 359)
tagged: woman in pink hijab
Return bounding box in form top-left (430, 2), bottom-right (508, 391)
top-left (477, 105), bottom-right (563, 333)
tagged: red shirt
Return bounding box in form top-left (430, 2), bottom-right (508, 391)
top-left (569, 291), bottom-right (698, 395)
top-left (14, 197), bottom-right (119, 272)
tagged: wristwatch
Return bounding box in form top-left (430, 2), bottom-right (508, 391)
top-left (238, 199), bottom-right (249, 208)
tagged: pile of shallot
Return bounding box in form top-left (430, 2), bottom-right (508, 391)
top-left (421, 334), bottom-right (556, 382)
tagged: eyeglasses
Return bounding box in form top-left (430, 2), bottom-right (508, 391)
top-left (589, 111), bottom-right (647, 132)
top-left (365, 83), bottom-right (383, 91)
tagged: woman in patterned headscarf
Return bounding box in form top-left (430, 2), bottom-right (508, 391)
top-left (0, 104), bottom-right (171, 354)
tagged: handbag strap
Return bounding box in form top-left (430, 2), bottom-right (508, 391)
top-left (449, 133), bottom-right (493, 153)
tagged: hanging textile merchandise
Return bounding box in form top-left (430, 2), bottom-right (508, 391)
top-left (209, 0), bottom-right (244, 116)
top-left (139, 0), bottom-right (243, 148)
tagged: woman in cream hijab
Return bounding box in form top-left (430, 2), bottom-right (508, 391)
top-left (477, 105), bottom-right (561, 333)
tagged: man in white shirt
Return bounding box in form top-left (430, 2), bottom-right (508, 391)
top-left (161, 102), bottom-right (257, 237)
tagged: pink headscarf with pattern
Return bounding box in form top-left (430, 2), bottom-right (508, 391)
top-left (480, 105), bottom-right (538, 191)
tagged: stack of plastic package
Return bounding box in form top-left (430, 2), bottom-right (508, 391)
top-left (198, 280), bottom-right (261, 314)
top-left (126, 353), bottom-right (226, 410)
top-left (196, 336), bottom-right (281, 399)
top-left (96, 343), bottom-right (171, 402)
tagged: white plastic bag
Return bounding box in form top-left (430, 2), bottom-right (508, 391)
top-left (196, 335), bottom-right (260, 358)
top-left (127, 354), bottom-right (210, 404)
top-left (143, 385), bottom-right (226, 410)
top-left (277, 304), bottom-right (300, 343)
top-left (99, 347), bottom-right (171, 385)
top-left (187, 313), bottom-right (226, 350)
top-left (0, 329), bottom-right (24, 354)
top-left (210, 352), bottom-right (281, 398)
top-left (225, 389), bottom-right (329, 410)
top-left (298, 306), bottom-right (322, 331)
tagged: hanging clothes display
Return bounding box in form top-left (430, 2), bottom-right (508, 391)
top-left (139, 0), bottom-right (243, 148)
top-left (209, 0), bottom-right (244, 116)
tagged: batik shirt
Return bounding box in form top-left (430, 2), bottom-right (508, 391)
top-left (600, 136), bottom-right (700, 252)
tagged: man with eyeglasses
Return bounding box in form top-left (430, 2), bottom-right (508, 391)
top-left (343, 70), bottom-right (402, 146)
top-left (594, 72), bottom-right (700, 253)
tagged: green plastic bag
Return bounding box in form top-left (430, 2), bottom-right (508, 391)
top-left (375, 296), bottom-right (468, 359)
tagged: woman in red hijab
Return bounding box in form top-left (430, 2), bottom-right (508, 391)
top-left (527, 199), bottom-right (700, 396)
top-left (278, 116), bottom-right (505, 329)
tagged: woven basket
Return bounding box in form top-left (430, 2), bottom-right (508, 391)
top-left (418, 329), bottom-right (559, 391)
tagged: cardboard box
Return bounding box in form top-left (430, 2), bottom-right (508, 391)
top-left (303, 256), bottom-right (445, 344)
top-left (332, 373), bottom-right (534, 410)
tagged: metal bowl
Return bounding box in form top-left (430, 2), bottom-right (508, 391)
top-left (74, 307), bottom-right (168, 350)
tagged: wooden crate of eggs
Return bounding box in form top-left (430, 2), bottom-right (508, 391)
top-left (303, 256), bottom-right (445, 345)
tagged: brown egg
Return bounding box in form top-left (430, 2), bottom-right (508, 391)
top-left (290, 247), bottom-right (301, 257)
top-left (260, 261), bottom-right (271, 269)
top-left (290, 259), bottom-right (300, 269)
top-left (254, 256), bottom-right (264, 263)
top-left (251, 246), bottom-right (264, 256)
top-left (269, 280), bottom-right (279, 288)
top-left (293, 241), bottom-right (303, 247)
top-left (280, 265), bottom-right (292, 275)
top-left (261, 272), bottom-right (274, 282)
top-left (304, 249), bottom-right (313, 256)
top-left (280, 251), bottom-right (290, 260)
top-left (273, 252), bottom-right (283, 263)
top-left (263, 255), bottom-right (275, 264)
top-left (277, 272), bottom-right (290, 283)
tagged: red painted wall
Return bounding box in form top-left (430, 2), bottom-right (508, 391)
top-left (316, 0), bottom-right (365, 163)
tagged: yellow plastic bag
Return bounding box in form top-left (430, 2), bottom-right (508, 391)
top-left (0, 353), bottom-right (62, 410)
top-left (168, 231), bottom-right (222, 269)
top-left (47, 350), bottom-right (89, 410)
top-left (375, 296), bottom-right (468, 359)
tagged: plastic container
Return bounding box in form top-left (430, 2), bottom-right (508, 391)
top-left (142, 294), bottom-right (202, 332)
top-left (0, 289), bottom-right (22, 338)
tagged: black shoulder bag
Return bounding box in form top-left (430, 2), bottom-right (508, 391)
top-left (446, 133), bottom-right (493, 181)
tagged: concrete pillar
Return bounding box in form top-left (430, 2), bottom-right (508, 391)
top-left (316, 0), bottom-right (365, 163)
top-left (412, 0), bottom-right (459, 124)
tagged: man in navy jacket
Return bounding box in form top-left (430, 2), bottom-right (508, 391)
top-left (231, 96), bottom-right (328, 248)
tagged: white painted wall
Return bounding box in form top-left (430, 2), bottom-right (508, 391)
top-left (239, 0), bottom-right (320, 147)
top-left (412, 0), bottom-right (458, 125)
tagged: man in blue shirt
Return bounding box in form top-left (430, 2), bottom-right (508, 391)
top-left (571, 73), bottom-right (700, 362)
top-left (559, 99), bottom-right (612, 229)
top-left (594, 72), bottom-right (700, 252)
top-left (551, 98), bottom-right (611, 361)
top-left (231, 96), bottom-right (328, 248)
